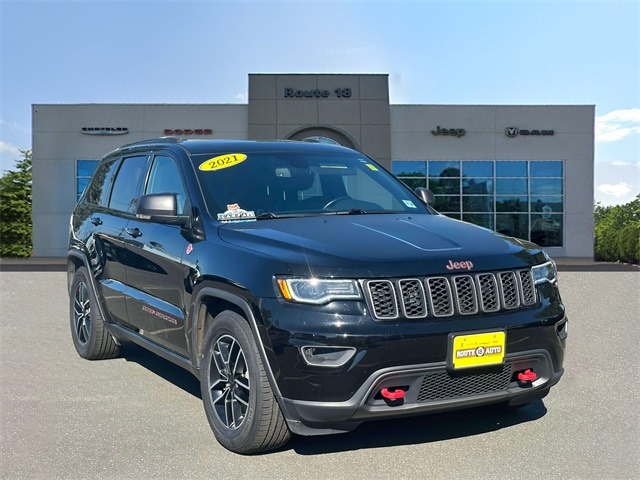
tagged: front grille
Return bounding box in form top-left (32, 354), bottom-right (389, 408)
top-left (417, 364), bottom-right (512, 402)
top-left (364, 269), bottom-right (536, 320)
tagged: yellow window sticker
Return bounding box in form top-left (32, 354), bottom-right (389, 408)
top-left (365, 164), bottom-right (379, 171)
top-left (199, 153), bottom-right (247, 171)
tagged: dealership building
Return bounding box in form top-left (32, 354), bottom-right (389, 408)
top-left (32, 73), bottom-right (594, 258)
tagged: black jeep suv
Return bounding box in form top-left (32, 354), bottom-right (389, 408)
top-left (68, 138), bottom-right (567, 454)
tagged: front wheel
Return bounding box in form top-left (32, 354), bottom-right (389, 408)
top-left (200, 310), bottom-right (291, 454)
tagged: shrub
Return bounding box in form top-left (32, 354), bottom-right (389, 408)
top-left (0, 149), bottom-right (32, 257)
top-left (594, 194), bottom-right (640, 264)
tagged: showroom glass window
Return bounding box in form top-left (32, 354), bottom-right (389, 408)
top-left (76, 160), bottom-right (100, 202)
top-left (392, 160), bottom-right (564, 247)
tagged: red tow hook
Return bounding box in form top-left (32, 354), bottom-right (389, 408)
top-left (517, 369), bottom-right (537, 382)
top-left (381, 387), bottom-right (406, 400)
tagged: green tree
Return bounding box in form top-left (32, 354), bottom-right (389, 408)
top-left (594, 194), bottom-right (640, 263)
top-left (0, 149), bottom-right (33, 257)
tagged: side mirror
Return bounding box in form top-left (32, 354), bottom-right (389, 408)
top-left (415, 187), bottom-right (435, 207)
top-left (136, 193), bottom-right (188, 226)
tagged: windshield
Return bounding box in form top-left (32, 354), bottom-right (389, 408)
top-left (193, 150), bottom-right (430, 219)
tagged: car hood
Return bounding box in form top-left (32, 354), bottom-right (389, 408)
top-left (217, 214), bottom-right (544, 277)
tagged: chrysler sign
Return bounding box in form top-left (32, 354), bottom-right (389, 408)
top-left (81, 127), bottom-right (129, 135)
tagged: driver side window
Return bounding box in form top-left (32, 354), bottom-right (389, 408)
top-left (145, 155), bottom-right (187, 215)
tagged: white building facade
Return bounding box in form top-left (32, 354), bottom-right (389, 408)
top-left (32, 73), bottom-right (594, 258)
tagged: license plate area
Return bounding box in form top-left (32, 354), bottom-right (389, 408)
top-left (449, 330), bottom-right (506, 370)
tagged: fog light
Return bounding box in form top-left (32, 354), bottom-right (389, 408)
top-left (300, 346), bottom-right (356, 367)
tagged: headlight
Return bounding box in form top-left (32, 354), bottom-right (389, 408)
top-left (531, 260), bottom-right (558, 285)
top-left (276, 277), bottom-right (362, 304)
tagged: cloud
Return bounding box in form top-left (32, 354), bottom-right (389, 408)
top-left (0, 119), bottom-right (30, 135)
top-left (234, 92), bottom-right (248, 103)
top-left (595, 108), bottom-right (640, 142)
top-left (0, 141), bottom-right (21, 156)
top-left (597, 182), bottom-right (635, 198)
top-left (611, 160), bottom-right (640, 167)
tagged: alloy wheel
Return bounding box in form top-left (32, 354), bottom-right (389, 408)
top-left (73, 282), bottom-right (91, 345)
top-left (207, 334), bottom-right (250, 430)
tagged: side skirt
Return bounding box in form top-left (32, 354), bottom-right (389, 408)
top-left (107, 323), bottom-right (198, 378)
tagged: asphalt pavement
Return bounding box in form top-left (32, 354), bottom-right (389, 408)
top-left (1, 267), bottom-right (639, 480)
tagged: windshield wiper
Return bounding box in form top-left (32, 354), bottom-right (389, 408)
top-left (255, 212), bottom-right (279, 219)
top-left (335, 209), bottom-right (368, 215)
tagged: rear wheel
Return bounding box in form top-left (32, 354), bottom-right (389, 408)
top-left (69, 266), bottom-right (120, 360)
top-left (200, 310), bottom-right (291, 454)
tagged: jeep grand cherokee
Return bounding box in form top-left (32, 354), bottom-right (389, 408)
top-left (67, 138), bottom-right (567, 454)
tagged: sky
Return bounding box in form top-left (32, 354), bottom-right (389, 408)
top-left (1, 0), bottom-right (638, 206)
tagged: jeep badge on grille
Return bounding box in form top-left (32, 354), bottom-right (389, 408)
top-left (446, 260), bottom-right (474, 271)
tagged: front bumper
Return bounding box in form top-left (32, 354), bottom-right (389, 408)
top-left (277, 349), bottom-right (563, 435)
top-left (258, 294), bottom-right (567, 435)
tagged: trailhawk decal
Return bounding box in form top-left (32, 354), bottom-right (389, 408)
top-left (217, 204), bottom-right (256, 223)
top-left (199, 153), bottom-right (247, 171)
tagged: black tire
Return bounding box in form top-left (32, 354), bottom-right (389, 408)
top-left (69, 266), bottom-right (120, 360)
top-left (200, 310), bottom-right (291, 454)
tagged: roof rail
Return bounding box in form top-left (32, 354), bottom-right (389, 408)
top-left (119, 136), bottom-right (184, 148)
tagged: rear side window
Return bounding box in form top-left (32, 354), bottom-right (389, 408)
top-left (84, 158), bottom-right (118, 207)
top-left (108, 155), bottom-right (148, 213)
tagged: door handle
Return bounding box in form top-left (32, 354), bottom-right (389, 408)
top-left (90, 216), bottom-right (103, 226)
top-left (125, 227), bottom-right (142, 238)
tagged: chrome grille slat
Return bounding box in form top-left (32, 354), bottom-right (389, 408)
top-left (452, 275), bottom-right (478, 315)
top-left (398, 279), bottom-right (428, 318)
top-left (364, 269), bottom-right (538, 320)
top-left (518, 270), bottom-right (536, 306)
top-left (476, 273), bottom-right (500, 312)
top-left (498, 271), bottom-right (520, 309)
top-left (365, 280), bottom-right (398, 319)
top-left (426, 277), bottom-right (454, 317)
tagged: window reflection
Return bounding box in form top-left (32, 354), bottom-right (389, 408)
top-left (429, 178), bottom-right (460, 195)
top-left (496, 161), bottom-right (527, 177)
top-left (399, 177), bottom-right (427, 190)
top-left (463, 213), bottom-right (493, 230)
top-left (496, 196), bottom-right (528, 212)
top-left (531, 178), bottom-right (563, 195)
top-left (462, 161), bottom-right (493, 177)
top-left (531, 196), bottom-right (563, 213)
top-left (390, 159), bottom-right (564, 246)
top-left (530, 161), bottom-right (562, 177)
top-left (434, 195), bottom-right (460, 213)
top-left (496, 214), bottom-right (529, 240)
top-left (463, 178), bottom-right (493, 194)
top-left (463, 196), bottom-right (493, 212)
top-left (392, 161), bottom-right (426, 176)
top-left (531, 213), bottom-right (563, 246)
top-left (496, 178), bottom-right (528, 195)
top-left (429, 161), bottom-right (460, 177)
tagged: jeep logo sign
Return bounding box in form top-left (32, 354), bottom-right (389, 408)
top-left (431, 126), bottom-right (466, 138)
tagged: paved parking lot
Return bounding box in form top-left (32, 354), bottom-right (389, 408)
top-left (1, 268), bottom-right (639, 480)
